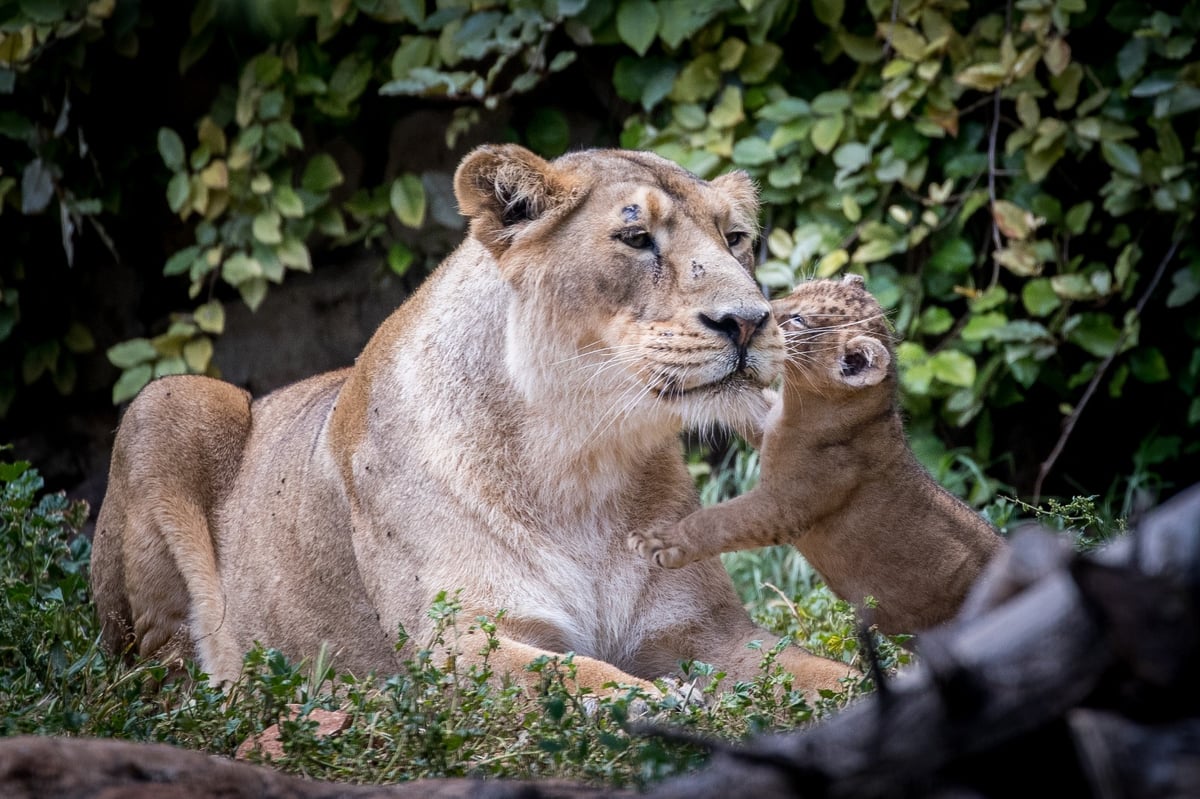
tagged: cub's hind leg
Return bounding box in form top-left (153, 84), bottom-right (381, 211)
top-left (91, 375), bottom-right (252, 683)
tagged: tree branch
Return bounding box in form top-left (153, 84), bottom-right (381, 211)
top-left (1032, 234), bottom-right (1183, 503)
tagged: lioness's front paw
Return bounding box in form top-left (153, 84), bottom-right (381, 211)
top-left (627, 529), bottom-right (690, 569)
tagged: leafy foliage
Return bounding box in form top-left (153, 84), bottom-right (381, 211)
top-left (0, 457), bottom-right (873, 784)
top-left (1, 0), bottom-right (1197, 504)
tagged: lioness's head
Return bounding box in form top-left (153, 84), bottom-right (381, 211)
top-left (454, 144), bottom-right (782, 436)
top-left (771, 274), bottom-right (894, 393)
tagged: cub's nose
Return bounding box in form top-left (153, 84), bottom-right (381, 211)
top-left (699, 308), bottom-right (770, 349)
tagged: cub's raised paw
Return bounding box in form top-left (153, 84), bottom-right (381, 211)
top-left (627, 528), bottom-right (690, 569)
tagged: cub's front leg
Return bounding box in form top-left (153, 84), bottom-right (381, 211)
top-left (628, 489), bottom-right (783, 568)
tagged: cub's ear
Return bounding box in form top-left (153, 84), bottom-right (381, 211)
top-left (840, 273), bottom-right (865, 287)
top-left (454, 144), bottom-right (578, 258)
top-left (837, 335), bottom-right (890, 388)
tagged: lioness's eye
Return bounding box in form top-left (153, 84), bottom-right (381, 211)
top-left (726, 231), bottom-right (749, 248)
top-left (617, 229), bottom-right (655, 250)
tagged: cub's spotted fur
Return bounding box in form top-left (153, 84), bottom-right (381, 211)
top-left (630, 275), bottom-right (1005, 634)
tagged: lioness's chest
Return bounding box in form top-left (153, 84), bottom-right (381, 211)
top-left (483, 522), bottom-right (656, 663)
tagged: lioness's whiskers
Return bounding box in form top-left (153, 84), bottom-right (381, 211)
top-left (583, 377), bottom-right (656, 446)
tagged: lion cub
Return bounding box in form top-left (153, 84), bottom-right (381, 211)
top-left (630, 275), bottom-right (1005, 634)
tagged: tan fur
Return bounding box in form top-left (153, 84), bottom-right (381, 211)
top-left (629, 275), bottom-right (1006, 635)
top-left (91, 145), bottom-right (855, 697)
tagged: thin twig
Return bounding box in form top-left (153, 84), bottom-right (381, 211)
top-left (1032, 234), bottom-right (1183, 503)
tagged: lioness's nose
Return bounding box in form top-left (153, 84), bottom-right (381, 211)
top-left (699, 309), bottom-right (770, 348)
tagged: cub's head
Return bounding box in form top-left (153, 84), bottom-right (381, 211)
top-left (454, 144), bottom-right (781, 435)
top-left (771, 275), bottom-right (894, 394)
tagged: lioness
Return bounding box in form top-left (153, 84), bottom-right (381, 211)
top-left (629, 275), bottom-right (1006, 634)
top-left (91, 145), bottom-right (855, 696)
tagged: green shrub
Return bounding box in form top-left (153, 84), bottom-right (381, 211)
top-left (0, 456), bottom-right (874, 785)
top-left (2, 0), bottom-right (1196, 506)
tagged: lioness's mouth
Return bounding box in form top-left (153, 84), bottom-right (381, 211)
top-left (652, 370), bottom-right (758, 399)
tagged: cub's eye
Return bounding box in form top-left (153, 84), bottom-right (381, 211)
top-left (788, 314), bottom-right (808, 328)
top-left (616, 229), bottom-right (655, 250)
top-left (725, 231), bottom-right (749, 249)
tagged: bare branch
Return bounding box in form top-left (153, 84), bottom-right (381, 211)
top-left (1033, 234), bottom-right (1183, 503)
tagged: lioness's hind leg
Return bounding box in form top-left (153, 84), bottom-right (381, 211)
top-left (91, 376), bottom-right (252, 682)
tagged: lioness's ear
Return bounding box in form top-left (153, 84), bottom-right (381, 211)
top-left (837, 335), bottom-right (890, 388)
top-left (711, 170), bottom-right (761, 230)
top-left (454, 144), bottom-right (575, 257)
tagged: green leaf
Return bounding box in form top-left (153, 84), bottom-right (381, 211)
top-left (994, 243), bottom-right (1042, 276)
top-left (814, 248), bottom-right (849, 278)
top-left (277, 237), bottom-right (312, 272)
top-left (918, 306), bottom-right (954, 335)
top-left (526, 108), bottom-right (570, 158)
top-left (851, 238), bottom-right (892, 264)
top-left (833, 142), bottom-right (870, 172)
top-left (302, 153), bottom-right (344, 193)
top-left (194, 300), bottom-right (225, 334)
top-left (274, 185), bottom-right (305, 218)
top-left (388, 242), bottom-right (415, 276)
top-left (1130, 347), bottom-right (1168, 383)
top-left (1100, 140), bottom-right (1141, 178)
top-left (1064, 201), bottom-right (1092, 235)
top-left (1167, 264), bottom-right (1200, 308)
top-left (222, 253), bottom-right (263, 285)
top-left (810, 113), bottom-right (844, 154)
top-left (1130, 74), bottom-right (1176, 98)
top-left (164, 245), bottom-right (201, 276)
top-left (991, 320), bottom-right (1052, 343)
top-left (107, 338), bottom-right (157, 369)
top-left (63, 322), bottom-right (94, 353)
top-left (113, 364), bottom-right (153, 405)
top-left (709, 86), bottom-right (744, 129)
top-left (961, 312), bottom-right (1006, 341)
top-left (389, 173), bottom-right (426, 228)
top-left (1066, 312), bottom-right (1121, 357)
top-left (955, 63), bottom-right (1008, 91)
top-left (166, 172), bottom-right (190, 213)
top-left (730, 137), bottom-right (775, 167)
top-left (811, 90), bottom-right (851, 115)
top-left (238, 277), bottom-right (269, 311)
top-left (613, 56), bottom-right (678, 111)
top-left (154, 356), bottom-right (188, 378)
top-left (1051, 273), bottom-right (1098, 300)
top-left (328, 54), bottom-right (372, 108)
top-left (812, 0), bottom-right (844, 27)
top-left (669, 53), bottom-right (720, 104)
top-left (738, 43), bottom-right (781, 83)
top-left (22, 339), bottom-right (59, 384)
top-left (616, 0), bottom-right (659, 57)
top-left (929, 350), bottom-right (976, 388)
top-left (157, 128), bottom-right (185, 171)
top-left (0, 110), bottom-right (33, 141)
top-left (391, 36), bottom-right (436, 80)
top-left (252, 211), bottom-right (283, 244)
top-left (1022, 278), bottom-right (1061, 317)
top-left (183, 337), bottom-right (214, 373)
top-left (928, 238), bottom-right (974, 274)
top-left (656, 0), bottom-right (721, 49)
